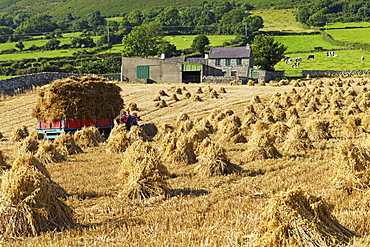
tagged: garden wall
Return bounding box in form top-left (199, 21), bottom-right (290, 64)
top-left (0, 72), bottom-right (121, 96)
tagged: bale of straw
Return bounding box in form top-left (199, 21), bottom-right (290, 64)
top-left (196, 87), bottom-right (203, 94)
top-left (256, 188), bottom-right (355, 247)
top-left (332, 141), bottom-right (370, 191)
top-left (170, 94), bottom-right (180, 101)
top-left (281, 125), bottom-right (312, 155)
top-left (128, 125), bottom-right (150, 142)
top-left (270, 122), bottom-right (289, 144)
top-left (32, 75), bottom-right (123, 122)
top-left (191, 94), bottom-right (202, 101)
top-left (208, 90), bottom-right (219, 99)
top-left (194, 140), bottom-right (241, 177)
top-left (177, 119), bottom-right (194, 133)
top-left (74, 126), bottom-right (104, 148)
top-left (305, 118), bottom-right (332, 140)
top-left (152, 95), bottom-right (161, 101)
top-left (119, 141), bottom-right (169, 199)
top-left (106, 125), bottom-right (130, 153)
top-left (0, 159), bottom-right (74, 237)
top-left (54, 132), bottom-right (83, 155)
top-left (218, 87), bottom-right (227, 93)
top-left (17, 134), bottom-right (39, 154)
top-left (155, 99), bottom-right (167, 108)
top-left (0, 150), bottom-right (10, 172)
top-left (245, 131), bottom-right (282, 161)
top-left (126, 102), bottom-right (139, 112)
top-left (166, 136), bottom-right (197, 164)
top-left (11, 126), bottom-right (29, 142)
top-left (35, 140), bottom-right (66, 164)
top-left (11, 152), bottom-right (68, 199)
top-left (158, 89), bottom-right (168, 96)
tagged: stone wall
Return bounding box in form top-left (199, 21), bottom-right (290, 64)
top-left (0, 72), bottom-right (121, 96)
top-left (202, 76), bottom-right (248, 84)
top-left (302, 70), bottom-right (370, 78)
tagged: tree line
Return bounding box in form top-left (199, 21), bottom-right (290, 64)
top-left (296, 0), bottom-right (370, 27)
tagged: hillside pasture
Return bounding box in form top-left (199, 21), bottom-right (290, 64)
top-left (327, 22), bottom-right (370, 29)
top-left (274, 34), bottom-right (345, 53)
top-left (275, 49), bottom-right (370, 71)
top-left (326, 28), bottom-right (370, 44)
top-left (250, 8), bottom-right (316, 33)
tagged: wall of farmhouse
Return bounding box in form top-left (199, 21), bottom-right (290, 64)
top-left (207, 58), bottom-right (251, 77)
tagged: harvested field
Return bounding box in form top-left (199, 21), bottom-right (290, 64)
top-left (1, 78), bottom-right (370, 245)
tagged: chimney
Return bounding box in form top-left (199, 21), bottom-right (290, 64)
top-left (161, 53), bottom-right (165, 59)
top-left (204, 54), bottom-right (209, 59)
top-left (246, 43), bottom-right (250, 50)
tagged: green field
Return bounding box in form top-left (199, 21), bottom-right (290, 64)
top-left (250, 9), bottom-right (316, 33)
top-left (326, 28), bottom-right (370, 44)
top-left (327, 22), bottom-right (370, 29)
top-left (274, 35), bottom-right (345, 53)
top-left (275, 49), bottom-right (370, 71)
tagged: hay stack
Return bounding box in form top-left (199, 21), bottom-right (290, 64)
top-left (155, 99), bottom-right (167, 108)
top-left (191, 94), bottom-right (202, 101)
top-left (35, 140), bottom-right (66, 164)
top-left (194, 140), bottom-right (241, 177)
top-left (11, 126), bottom-right (29, 142)
top-left (158, 89), bottom-right (168, 96)
top-left (170, 94), bottom-right (180, 101)
top-left (184, 92), bottom-right (191, 99)
top-left (195, 87), bottom-right (203, 94)
top-left (119, 141), bottom-right (169, 199)
top-left (245, 131), bottom-right (282, 161)
top-left (0, 150), bottom-right (10, 172)
top-left (218, 87), bottom-right (227, 93)
top-left (74, 126), bottom-right (104, 148)
top-left (32, 75), bottom-right (123, 122)
top-left (128, 125), bottom-right (150, 142)
top-left (165, 136), bottom-right (197, 164)
top-left (305, 118), bottom-right (332, 140)
top-left (281, 125), bottom-right (312, 155)
top-left (208, 90), bottom-right (219, 99)
top-left (256, 188), bottom-right (355, 247)
top-left (106, 125), bottom-right (130, 153)
top-left (270, 122), bottom-right (289, 144)
top-left (126, 102), bottom-right (139, 112)
top-left (177, 119), bottom-right (194, 133)
top-left (54, 132), bottom-right (83, 155)
top-left (332, 141), bottom-right (370, 191)
top-left (17, 134), bottom-right (39, 154)
top-left (0, 156), bottom-right (74, 237)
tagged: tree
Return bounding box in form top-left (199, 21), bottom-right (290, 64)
top-left (252, 35), bottom-right (287, 71)
top-left (122, 22), bottom-right (164, 57)
top-left (243, 15), bottom-right (263, 34)
top-left (44, 39), bottom-right (60, 50)
top-left (15, 41), bottom-right (25, 51)
top-left (191, 34), bottom-right (210, 54)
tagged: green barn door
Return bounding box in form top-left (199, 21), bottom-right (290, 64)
top-left (137, 66), bottom-right (149, 79)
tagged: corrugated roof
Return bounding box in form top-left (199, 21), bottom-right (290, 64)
top-left (209, 47), bottom-right (251, 59)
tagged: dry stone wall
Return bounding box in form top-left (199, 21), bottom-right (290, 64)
top-left (0, 73), bottom-right (121, 96)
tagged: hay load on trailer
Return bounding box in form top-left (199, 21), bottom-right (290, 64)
top-left (32, 75), bottom-right (124, 139)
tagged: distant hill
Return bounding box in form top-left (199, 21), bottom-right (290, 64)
top-left (0, 0), bottom-right (295, 18)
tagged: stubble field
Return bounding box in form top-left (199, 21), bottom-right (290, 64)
top-left (1, 79), bottom-right (370, 246)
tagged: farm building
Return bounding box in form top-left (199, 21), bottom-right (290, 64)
top-left (121, 45), bottom-right (258, 84)
top-left (207, 44), bottom-right (254, 78)
top-left (121, 56), bottom-right (223, 84)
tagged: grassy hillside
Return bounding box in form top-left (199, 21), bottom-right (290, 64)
top-left (0, 0), bottom-right (294, 18)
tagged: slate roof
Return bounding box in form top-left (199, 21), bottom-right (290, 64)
top-left (208, 47), bottom-right (251, 59)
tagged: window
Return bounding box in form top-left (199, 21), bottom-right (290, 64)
top-left (226, 59), bottom-right (231, 66)
top-left (236, 58), bottom-right (242, 65)
top-left (215, 59), bottom-right (221, 66)
top-left (231, 71), bottom-right (237, 76)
